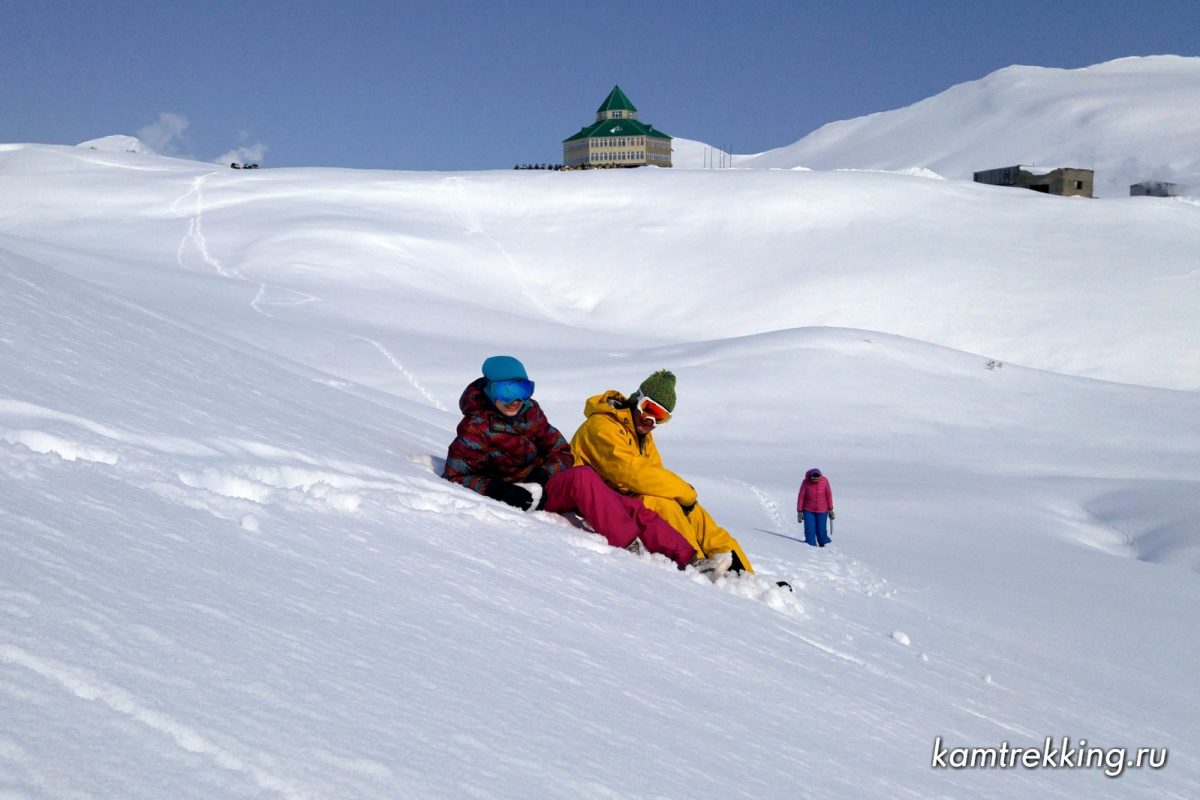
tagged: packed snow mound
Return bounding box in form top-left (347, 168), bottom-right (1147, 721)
top-left (734, 55), bottom-right (1200, 197)
top-left (77, 134), bottom-right (157, 155)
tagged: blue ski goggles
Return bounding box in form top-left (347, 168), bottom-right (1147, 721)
top-left (487, 378), bottom-right (535, 404)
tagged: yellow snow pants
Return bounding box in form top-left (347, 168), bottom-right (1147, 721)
top-left (639, 496), bottom-right (753, 573)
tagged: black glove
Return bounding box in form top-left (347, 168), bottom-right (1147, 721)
top-left (527, 467), bottom-right (551, 487)
top-left (484, 480), bottom-right (534, 511)
top-left (829, 510), bottom-right (836, 520)
top-left (797, 512), bottom-right (803, 524)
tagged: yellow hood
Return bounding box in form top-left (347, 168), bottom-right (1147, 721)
top-left (570, 391), bottom-right (696, 506)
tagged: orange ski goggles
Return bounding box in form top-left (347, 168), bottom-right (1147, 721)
top-left (635, 393), bottom-right (672, 426)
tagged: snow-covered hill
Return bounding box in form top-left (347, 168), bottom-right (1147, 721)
top-left (3, 143), bottom-right (1198, 392)
top-left (2, 138), bottom-right (1199, 798)
top-left (732, 55), bottom-right (1200, 198)
top-left (670, 137), bottom-right (735, 170)
top-left (76, 134), bottom-right (158, 156)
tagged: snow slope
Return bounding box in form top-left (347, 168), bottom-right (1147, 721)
top-left (670, 138), bottom-right (736, 170)
top-left (3, 143), bottom-right (1198, 392)
top-left (76, 134), bottom-right (159, 156)
top-left (2, 135), bottom-right (1199, 799)
top-left (733, 55), bottom-right (1200, 198)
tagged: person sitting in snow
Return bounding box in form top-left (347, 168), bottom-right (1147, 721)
top-left (442, 356), bottom-right (696, 568)
top-left (796, 468), bottom-right (835, 547)
top-left (569, 369), bottom-right (754, 579)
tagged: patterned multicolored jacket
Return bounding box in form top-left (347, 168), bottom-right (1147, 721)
top-left (442, 377), bottom-right (573, 496)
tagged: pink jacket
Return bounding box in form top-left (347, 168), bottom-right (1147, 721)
top-left (797, 476), bottom-right (833, 513)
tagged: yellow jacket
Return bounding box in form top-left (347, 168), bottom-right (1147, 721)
top-left (570, 391), bottom-right (697, 506)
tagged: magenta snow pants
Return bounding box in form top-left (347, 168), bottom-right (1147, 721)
top-left (543, 466), bottom-right (696, 568)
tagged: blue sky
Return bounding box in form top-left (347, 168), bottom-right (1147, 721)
top-left (4, 0), bottom-right (1198, 170)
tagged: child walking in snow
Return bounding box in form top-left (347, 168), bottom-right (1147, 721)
top-left (796, 468), bottom-right (835, 547)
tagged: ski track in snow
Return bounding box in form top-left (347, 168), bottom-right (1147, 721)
top-left (951, 703), bottom-right (1041, 739)
top-left (352, 336), bottom-right (447, 412)
top-left (165, 173), bottom-right (443, 410)
top-left (170, 172), bottom-right (320, 318)
top-left (170, 172), bottom-right (236, 280)
top-left (1155, 268), bottom-right (1199, 281)
top-left (249, 282), bottom-right (321, 318)
top-left (440, 176), bottom-right (567, 325)
top-left (0, 645), bottom-right (314, 800)
top-left (729, 477), bottom-right (786, 528)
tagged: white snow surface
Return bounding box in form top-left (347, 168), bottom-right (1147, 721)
top-left (671, 138), bottom-right (742, 170)
top-left (2, 95), bottom-right (1199, 800)
top-left (732, 55), bottom-right (1200, 198)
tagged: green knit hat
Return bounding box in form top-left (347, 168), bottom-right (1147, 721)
top-left (635, 369), bottom-right (677, 413)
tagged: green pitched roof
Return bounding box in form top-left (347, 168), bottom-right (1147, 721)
top-left (596, 85), bottom-right (637, 114)
top-left (562, 117), bottom-right (672, 143)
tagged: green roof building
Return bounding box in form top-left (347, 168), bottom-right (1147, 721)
top-left (562, 86), bottom-right (673, 168)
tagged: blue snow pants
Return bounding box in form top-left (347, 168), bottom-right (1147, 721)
top-left (803, 511), bottom-right (831, 547)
